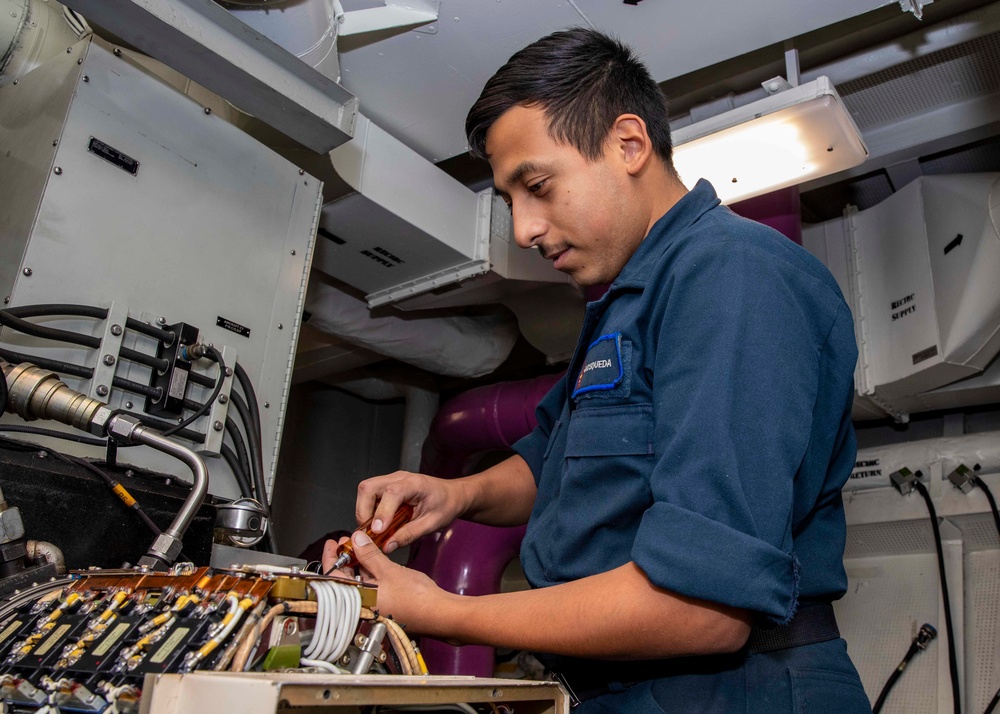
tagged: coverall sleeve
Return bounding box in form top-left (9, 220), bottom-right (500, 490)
top-left (631, 238), bottom-right (841, 624)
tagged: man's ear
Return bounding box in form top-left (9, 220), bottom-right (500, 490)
top-left (611, 114), bottom-right (653, 176)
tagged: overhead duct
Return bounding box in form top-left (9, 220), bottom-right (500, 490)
top-left (0, 0), bottom-right (81, 87)
top-left (803, 173), bottom-right (1000, 421)
top-left (303, 278), bottom-right (520, 379)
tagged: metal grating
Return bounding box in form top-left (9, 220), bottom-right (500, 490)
top-left (967, 550), bottom-right (1000, 713)
top-left (845, 519), bottom-right (937, 558)
top-left (839, 30), bottom-right (1000, 130)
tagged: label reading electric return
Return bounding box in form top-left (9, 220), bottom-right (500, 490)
top-left (217, 317), bottom-right (251, 339)
top-left (88, 137), bottom-right (139, 176)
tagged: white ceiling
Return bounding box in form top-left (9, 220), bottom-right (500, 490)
top-left (336, 0), bottom-right (902, 162)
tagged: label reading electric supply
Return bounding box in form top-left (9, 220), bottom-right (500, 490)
top-left (217, 316), bottom-right (250, 339)
top-left (88, 137), bottom-right (139, 176)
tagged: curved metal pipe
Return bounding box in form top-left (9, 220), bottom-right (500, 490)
top-left (26, 540), bottom-right (66, 576)
top-left (132, 425), bottom-right (209, 540)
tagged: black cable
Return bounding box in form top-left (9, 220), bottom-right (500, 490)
top-left (913, 480), bottom-right (961, 714)
top-left (220, 443), bottom-right (254, 500)
top-left (3, 304), bottom-right (107, 320)
top-left (231, 364), bottom-right (276, 553)
top-left (0, 347), bottom-right (93, 379)
top-left (159, 346), bottom-right (225, 438)
top-left (121, 412), bottom-right (204, 444)
top-left (872, 624), bottom-right (937, 713)
top-left (229, 392), bottom-right (267, 513)
top-left (225, 417), bottom-right (253, 496)
top-left (188, 371), bottom-right (216, 389)
top-left (0, 309), bottom-right (101, 348)
top-left (972, 476), bottom-right (1000, 543)
top-left (0, 362), bottom-right (6, 418)
top-left (113, 377), bottom-right (162, 400)
top-left (0, 425), bottom-right (107, 447)
top-left (985, 688), bottom-right (1000, 714)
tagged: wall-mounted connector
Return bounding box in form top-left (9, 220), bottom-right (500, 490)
top-left (947, 463), bottom-right (982, 494)
top-left (889, 467), bottom-right (922, 495)
top-left (914, 623), bottom-right (937, 650)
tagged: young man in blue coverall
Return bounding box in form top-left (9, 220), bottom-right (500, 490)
top-left (323, 28), bottom-right (871, 713)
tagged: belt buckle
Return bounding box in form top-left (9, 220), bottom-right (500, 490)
top-left (550, 671), bottom-right (581, 709)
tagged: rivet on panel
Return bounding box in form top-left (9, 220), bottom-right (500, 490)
top-left (82, 75), bottom-right (89, 83)
top-left (204, 107), bottom-right (212, 115)
top-left (96, 385), bottom-right (109, 397)
top-left (264, 402), bottom-right (270, 409)
top-left (113, 48), bottom-right (122, 57)
top-left (53, 167), bottom-right (62, 175)
top-left (22, 268), bottom-right (32, 277)
top-left (290, 250), bottom-right (296, 255)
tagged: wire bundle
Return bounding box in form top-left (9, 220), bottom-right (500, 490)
top-left (301, 581), bottom-right (362, 669)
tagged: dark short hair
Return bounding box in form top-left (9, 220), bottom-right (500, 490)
top-left (465, 28), bottom-right (673, 165)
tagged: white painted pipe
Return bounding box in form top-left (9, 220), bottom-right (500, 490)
top-left (847, 430), bottom-right (1000, 491)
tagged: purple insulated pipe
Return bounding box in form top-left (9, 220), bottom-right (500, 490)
top-left (731, 186), bottom-right (802, 245)
top-left (410, 373), bottom-right (562, 677)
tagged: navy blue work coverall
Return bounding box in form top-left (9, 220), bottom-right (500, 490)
top-left (513, 180), bottom-right (871, 712)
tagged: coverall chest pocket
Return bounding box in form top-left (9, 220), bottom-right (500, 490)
top-left (560, 404), bottom-right (655, 524)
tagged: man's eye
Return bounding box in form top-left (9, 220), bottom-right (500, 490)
top-left (528, 180), bottom-right (546, 194)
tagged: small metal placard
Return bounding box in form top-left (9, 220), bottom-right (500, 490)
top-left (912, 345), bottom-right (939, 365)
top-left (217, 316), bottom-right (251, 338)
top-left (88, 137), bottom-right (139, 176)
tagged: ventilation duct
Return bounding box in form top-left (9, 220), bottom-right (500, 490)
top-left (803, 173), bottom-right (1000, 421)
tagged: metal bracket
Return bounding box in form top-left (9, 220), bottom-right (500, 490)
top-left (338, 0), bottom-right (439, 37)
top-left (365, 259), bottom-right (490, 308)
top-left (92, 301), bottom-right (129, 402)
top-left (197, 343), bottom-right (234, 457)
top-left (898, 0), bottom-right (931, 20)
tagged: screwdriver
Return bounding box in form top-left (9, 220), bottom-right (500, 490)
top-left (326, 503), bottom-right (415, 574)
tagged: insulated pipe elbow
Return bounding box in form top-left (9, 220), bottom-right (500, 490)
top-left (26, 540), bottom-right (65, 576)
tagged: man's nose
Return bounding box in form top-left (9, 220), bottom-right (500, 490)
top-left (511, 201), bottom-right (546, 250)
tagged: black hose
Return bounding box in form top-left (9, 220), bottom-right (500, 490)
top-left (0, 425), bottom-right (107, 447)
top-left (4, 304), bottom-right (107, 319)
top-left (119, 347), bottom-right (169, 373)
top-left (220, 443), bottom-right (253, 500)
top-left (0, 309), bottom-right (101, 348)
top-left (0, 362), bottom-right (6, 418)
top-left (225, 417), bottom-right (252, 495)
top-left (913, 480), bottom-right (961, 714)
top-left (872, 642), bottom-right (919, 713)
top-left (125, 317), bottom-right (174, 345)
top-left (113, 377), bottom-right (162, 400)
top-left (0, 348), bottom-right (93, 379)
top-left (159, 346), bottom-right (225, 438)
top-left (229, 392), bottom-right (267, 513)
top-left (985, 688), bottom-right (1000, 714)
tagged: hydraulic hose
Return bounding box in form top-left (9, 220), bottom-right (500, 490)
top-left (0, 309), bottom-right (101, 348)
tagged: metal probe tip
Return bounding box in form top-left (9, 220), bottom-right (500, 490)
top-left (332, 552), bottom-right (350, 571)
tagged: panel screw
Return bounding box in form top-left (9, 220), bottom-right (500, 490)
top-left (76, 58), bottom-right (83, 65)
top-left (298, 169), bottom-right (305, 175)
top-left (203, 107), bottom-right (211, 115)
top-left (66, 47), bottom-right (72, 53)
top-left (103, 354), bottom-right (116, 366)
top-left (125, 469), bottom-right (134, 478)
top-left (53, 167), bottom-right (62, 175)
top-left (277, 323), bottom-right (283, 330)
top-left (156, 316), bottom-right (167, 325)
top-left (110, 324), bottom-right (123, 336)
top-left (22, 268), bottom-right (32, 276)
top-left (11, 79), bottom-right (17, 85)
top-left (52, 140), bottom-right (58, 146)
top-left (225, 367), bottom-right (233, 377)
top-left (125, 401), bottom-right (133, 409)
top-left (96, 385), bottom-right (109, 396)
top-left (264, 402), bottom-right (270, 408)
top-left (3, 297), bottom-right (8, 304)
top-left (213, 421), bottom-right (223, 432)
top-left (218, 394), bottom-right (228, 404)
top-left (290, 250), bottom-right (296, 255)
top-left (82, 75), bottom-right (89, 83)
top-left (113, 48), bottom-right (122, 57)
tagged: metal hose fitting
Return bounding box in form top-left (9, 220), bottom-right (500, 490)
top-left (2, 362), bottom-right (114, 434)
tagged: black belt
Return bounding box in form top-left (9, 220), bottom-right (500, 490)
top-left (544, 602), bottom-right (840, 707)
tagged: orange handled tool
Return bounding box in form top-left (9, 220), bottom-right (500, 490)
top-left (327, 503), bottom-right (415, 573)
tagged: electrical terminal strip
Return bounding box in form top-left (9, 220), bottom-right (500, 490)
top-left (0, 565), bottom-right (420, 714)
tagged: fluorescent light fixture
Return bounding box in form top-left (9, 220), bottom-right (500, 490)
top-left (671, 76), bottom-right (868, 205)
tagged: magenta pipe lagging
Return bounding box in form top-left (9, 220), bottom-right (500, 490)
top-left (730, 186), bottom-right (802, 245)
top-left (410, 373), bottom-right (562, 677)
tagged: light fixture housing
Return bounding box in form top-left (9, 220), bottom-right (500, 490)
top-left (671, 76), bottom-right (868, 205)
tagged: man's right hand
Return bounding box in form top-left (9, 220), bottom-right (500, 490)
top-left (356, 471), bottom-right (467, 551)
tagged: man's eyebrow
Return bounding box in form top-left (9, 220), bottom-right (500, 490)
top-left (502, 161), bottom-right (541, 189)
